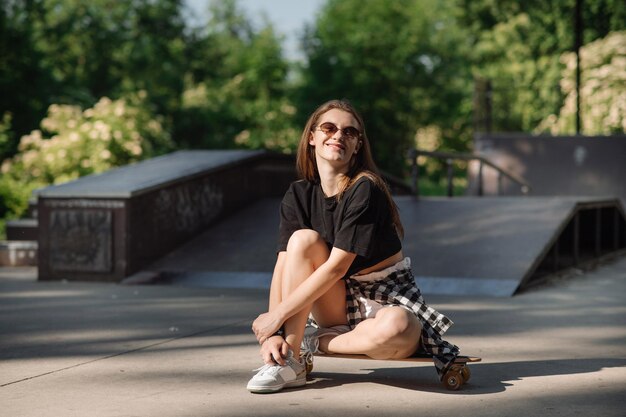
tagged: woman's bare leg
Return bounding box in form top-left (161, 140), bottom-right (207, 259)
top-left (274, 230), bottom-right (419, 360)
top-left (279, 229), bottom-right (342, 358)
top-left (320, 307), bottom-right (422, 359)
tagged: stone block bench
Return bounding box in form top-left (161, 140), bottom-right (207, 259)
top-left (35, 150), bottom-right (295, 282)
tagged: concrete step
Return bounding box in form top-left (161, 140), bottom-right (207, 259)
top-left (0, 240), bottom-right (38, 266)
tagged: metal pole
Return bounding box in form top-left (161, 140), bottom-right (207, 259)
top-left (595, 208), bottom-right (601, 256)
top-left (575, 0), bottom-right (583, 134)
top-left (409, 149), bottom-right (419, 198)
top-left (614, 209), bottom-right (619, 251)
top-left (573, 213), bottom-right (580, 266)
top-left (486, 80), bottom-right (493, 133)
top-left (477, 161), bottom-right (484, 196)
top-left (446, 159), bottom-right (454, 197)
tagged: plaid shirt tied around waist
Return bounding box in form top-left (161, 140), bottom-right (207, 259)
top-left (344, 263), bottom-right (460, 379)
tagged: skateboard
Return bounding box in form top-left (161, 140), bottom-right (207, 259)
top-left (302, 353), bottom-right (481, 390)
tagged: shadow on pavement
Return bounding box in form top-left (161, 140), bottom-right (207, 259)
top-left (298, 357), bottom-right (626, 394)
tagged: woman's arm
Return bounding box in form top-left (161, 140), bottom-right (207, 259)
top-left (258, 251), bottom-right (290, 365)
top-left (253, 247), bottom-right (355, 343)
top-left (268, 251), bottom-right (287, 311)
top-left (276, 247), bottom-right (355, 321)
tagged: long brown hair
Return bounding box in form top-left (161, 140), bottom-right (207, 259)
top-left (296, 99), bottom-right (404, 238)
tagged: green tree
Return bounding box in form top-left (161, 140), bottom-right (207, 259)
top-left (536, 31), bottom-right (626, 135)
top-left (0, 0), bottom-right (188, 160)
top-left (115, 0), bottom-right (187, 115)
top-left (174, 0), bottom-right (298, 152)
top-left (297, 0), bottom-right (473, 175)
top-left (0, 0), bottom-right (57, 160)
top-left (455, 0), bottom-right (626, 132)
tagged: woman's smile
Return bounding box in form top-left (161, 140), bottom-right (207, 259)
top-left (325, 141), bottom-right (346, 151)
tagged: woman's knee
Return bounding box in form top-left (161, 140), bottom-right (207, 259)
top-left (286, 229), bottom-right (328, 255)
top-left (373, 308), bottom-right (421, 344)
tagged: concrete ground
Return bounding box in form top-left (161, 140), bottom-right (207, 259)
top-left (0, 257), bottom-right (625, 417)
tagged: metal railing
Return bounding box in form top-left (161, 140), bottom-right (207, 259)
top-left (407, 149), bottom-right (531, 197)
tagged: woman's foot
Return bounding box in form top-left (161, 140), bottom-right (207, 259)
top-left (246, 351), bottom-right (306, 394)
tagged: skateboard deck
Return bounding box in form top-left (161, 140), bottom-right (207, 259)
top-left (304, 353), bottom-right (481, 390)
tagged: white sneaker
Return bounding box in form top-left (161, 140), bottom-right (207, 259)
top-left (246, 351), bottom-right (306, 393)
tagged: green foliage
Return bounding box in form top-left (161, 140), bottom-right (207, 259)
top-left (0, 113), bottom-right (12, 157)
top-left (115, 0), bottom-right (187, 114)
top-left (536, 31), bottom-right (626, 135)
top-left (0, 176), bottom-right (37, 219)
top-left (175, 0), bottom-right (298, 152)
top-left (0, 0), bottom-right (56, 160)
top-left (298, 0), bottom-right (474, 175)
top-left (0, 0), bottom-right (188, 159)
top-left (179, 78), bottom-right (299, 151)
top-left (29, 0), bottom-right (187, 112)
top-left (1, 0), bottom-right (624, 212)
top-left (0, 92), bottom-right (172, 229)
top-left (0, 174), bottom-right (40, 239)
top-left (0, 0), bottom-right (299, 229)
top-left (0, 113), bottom-right (35, 237)
top-left (2, 92), bottom-right (173, 185)
top-left (417, 177), bottom-right (469, 197)
top-left (455, 0), bottom-right (626, 132)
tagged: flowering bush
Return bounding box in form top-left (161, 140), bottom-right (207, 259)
top-left (1, 92), bottom-right (173, 185)
top-left (0, 93), bottom-right (173, 237)
top-left (536, 31), bottom-right (626, 135)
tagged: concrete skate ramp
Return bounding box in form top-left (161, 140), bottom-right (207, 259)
top-left (397, 197), bottom-right (626, 296)
top-left (143, 197), bottom-right (626, 297)
top-left (143, 198), bottom-right (282, 289)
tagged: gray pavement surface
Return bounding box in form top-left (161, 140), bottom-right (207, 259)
top-left (1, 258), bottom-right (625, 417)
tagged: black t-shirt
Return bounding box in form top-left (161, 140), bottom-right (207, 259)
top-left (277, 176), bottom-right (402, 277)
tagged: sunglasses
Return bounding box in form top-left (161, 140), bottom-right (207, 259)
top-left (315, 122), bottom-right (361, 141)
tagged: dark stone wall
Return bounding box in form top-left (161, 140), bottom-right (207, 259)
top-left (38, 199), bottom-right (127, 281)
top-left (37, 151), bottom-right (296, 282)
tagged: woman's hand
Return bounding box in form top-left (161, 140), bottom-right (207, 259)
top-left (260, 335), bottom-right (290, 366)
top-left (252, 311), bottom-right (283, 345)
